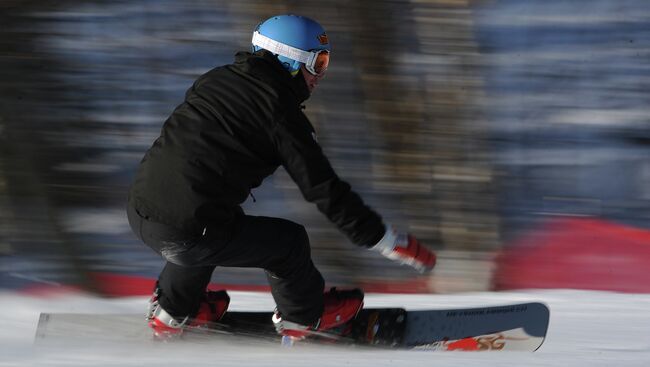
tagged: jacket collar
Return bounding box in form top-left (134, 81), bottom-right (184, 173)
top-left (233, 50), bottom-right (311, 105)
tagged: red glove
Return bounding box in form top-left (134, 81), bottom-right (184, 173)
top-left (371, 226), bottom-right (437, 273)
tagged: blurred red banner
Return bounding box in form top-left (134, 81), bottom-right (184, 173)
top-left (493, 217), bottom-right (650, 293)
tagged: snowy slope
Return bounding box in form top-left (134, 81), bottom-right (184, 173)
top-left (1, 290), bottom-right (649, 366)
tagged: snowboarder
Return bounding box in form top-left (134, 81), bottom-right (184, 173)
top-left (126, 14), bottom-right (437, 339)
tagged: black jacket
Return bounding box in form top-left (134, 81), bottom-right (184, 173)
top-left (129, 50), bottom-right (385, 247)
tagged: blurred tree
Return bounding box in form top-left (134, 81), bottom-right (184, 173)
top-left (346, 0), bottom-right (498, 251)
top-left (0, 1), bottom-right (99, 291)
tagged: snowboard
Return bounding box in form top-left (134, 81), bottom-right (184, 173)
top-left (35, 302), bottom-right (549, 351)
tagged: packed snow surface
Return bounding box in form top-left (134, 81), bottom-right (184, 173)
top-left (1, 290), bottom-right (649, 366)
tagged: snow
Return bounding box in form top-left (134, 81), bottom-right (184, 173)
top-left (1, 290), bottom-right (649, 366)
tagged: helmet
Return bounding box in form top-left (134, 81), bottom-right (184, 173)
top-left (252, 14), bottom-right (330, 76)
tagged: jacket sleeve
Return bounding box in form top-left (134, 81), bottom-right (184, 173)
top-left (272, 111), bottom-right (385, 248)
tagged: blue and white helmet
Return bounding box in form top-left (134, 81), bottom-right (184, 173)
top-left (252, 14), bottom-right (330, 76)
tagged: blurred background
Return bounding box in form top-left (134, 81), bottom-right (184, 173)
top-left (0, 0), bottom-right (648, 297)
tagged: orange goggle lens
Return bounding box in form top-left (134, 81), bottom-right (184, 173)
top-left (307, 50), bottom-right (329, 76)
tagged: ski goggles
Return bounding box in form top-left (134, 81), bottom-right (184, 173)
top-left (252, 31), bottom-right (330, 76)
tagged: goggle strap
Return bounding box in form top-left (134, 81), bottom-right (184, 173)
top-left (252, 31), bottom-right (314, 65)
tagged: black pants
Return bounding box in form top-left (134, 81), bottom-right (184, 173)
top-left (126, 204), bottom-right (325, 325)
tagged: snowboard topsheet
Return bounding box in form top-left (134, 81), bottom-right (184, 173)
top-left (35, 302), bottom-right (549, 351)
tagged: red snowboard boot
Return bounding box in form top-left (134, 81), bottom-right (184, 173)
top-left (147, 289), bottom-right (230, 338)
top-left (272, 288), bottom-right (364, 339)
